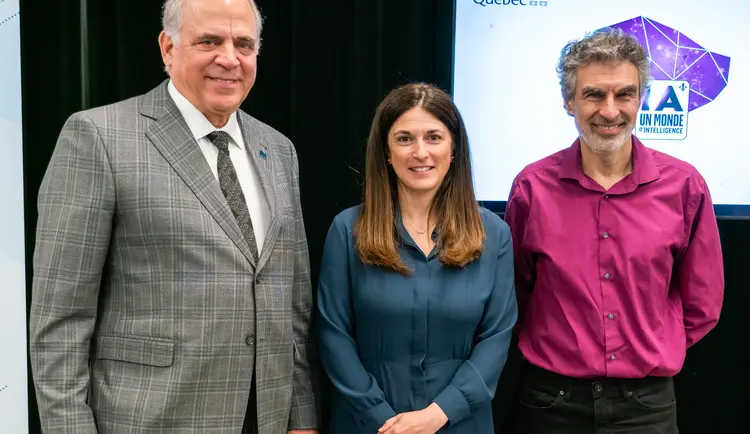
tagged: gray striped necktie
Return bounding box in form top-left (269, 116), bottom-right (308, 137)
top-left (206, 131), bottom-right (259, 262)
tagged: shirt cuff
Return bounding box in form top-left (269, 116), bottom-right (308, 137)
top-left (433, 384), bottom-right (471, 426)
top-left (353, 401), bottom-right (397, 433)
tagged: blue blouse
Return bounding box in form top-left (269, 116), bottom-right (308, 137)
top-left (317, 205), bottom-right (517, 433)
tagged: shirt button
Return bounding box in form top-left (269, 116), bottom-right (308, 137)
top-left (603, 232), bottom-right (609, 239)
top-left (604, 194), bottom-right (610, 199)
top-left (609, 353), bottom-right (616, 360)
top-left (245, 335), bottom-right (255, 345)
top-left (607, 313), bottom-right (615, 320)
top-left (604, 272), bottom-right (611, 279)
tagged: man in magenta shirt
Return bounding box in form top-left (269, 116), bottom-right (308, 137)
top-left (504, 29), bottom-right (724, 434)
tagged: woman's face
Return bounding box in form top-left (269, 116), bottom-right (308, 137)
top-left (387, 107), bottom-right (453, 198)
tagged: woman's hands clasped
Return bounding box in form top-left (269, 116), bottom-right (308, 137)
top-left (377, 403), bottom-right (449, 434)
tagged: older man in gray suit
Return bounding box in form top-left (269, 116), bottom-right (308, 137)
top-left (29, 0), bottom-right (318, 433)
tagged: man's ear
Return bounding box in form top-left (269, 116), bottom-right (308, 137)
top-left (158, 31), bottom-right (175, 71)
top-left (564, 98), bottom-right (575, 117)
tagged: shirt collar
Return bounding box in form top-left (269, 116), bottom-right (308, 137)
top-left (559, 135), bottom-right (660, 186)
top-left (394, 206), bottom-right (439, 245)
top-left (630, 136), bottom-right (660, 185)
top-left (167, 80), bottom-right (244, 149)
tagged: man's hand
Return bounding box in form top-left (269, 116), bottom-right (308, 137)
top-left (288, 430), bottom-right (318, 434)
top-left (377, 403), bottom-right (448, 434)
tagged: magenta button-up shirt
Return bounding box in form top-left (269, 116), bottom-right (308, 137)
top-left (505, 136), bottom-right (724, 379)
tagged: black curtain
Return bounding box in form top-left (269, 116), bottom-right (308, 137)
top-left (20, 1), bottom-right (748, 433)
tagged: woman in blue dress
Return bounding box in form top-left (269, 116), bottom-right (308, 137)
top-left (317, 83), bottom-right (518, 434)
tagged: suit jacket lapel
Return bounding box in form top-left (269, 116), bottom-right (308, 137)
top-left (141, 82), bottom-right (258, 268)
top-left (238, 113), bottom-right (281, 271)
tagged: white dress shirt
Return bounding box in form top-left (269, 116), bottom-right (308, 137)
top-left (167, 80), bottom-right (270, 254)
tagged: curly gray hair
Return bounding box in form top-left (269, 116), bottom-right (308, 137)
top-left (556, 28), bottom-right (651, 103)
top-left (162, 0), bottom-right (263, 51)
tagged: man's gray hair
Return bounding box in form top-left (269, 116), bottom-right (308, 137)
top-left (162, 0), bottom-right (263, 51)
top-left (556, 28), bottom-right (651, 103)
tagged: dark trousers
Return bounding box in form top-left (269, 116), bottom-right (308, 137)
top-left (241, 373), bottom-right (258, 434)
top-left (510, 362), bottom-right (678, 434)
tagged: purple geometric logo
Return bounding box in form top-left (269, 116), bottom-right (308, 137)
top-left (605, 17), bottom-right (730, 111)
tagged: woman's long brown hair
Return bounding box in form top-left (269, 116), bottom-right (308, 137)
top-left (354, 83), bottom-right (485, 274)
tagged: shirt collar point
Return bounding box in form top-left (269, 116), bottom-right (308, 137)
top-left (168, 80), bottom-right (243, 148)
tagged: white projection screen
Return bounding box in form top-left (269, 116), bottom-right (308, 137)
top-left (454, 0), bottom-right (749, 217)
top-left (0, 1), bottom-right (29, 432)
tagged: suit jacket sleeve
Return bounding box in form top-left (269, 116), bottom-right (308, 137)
top-left (286, 140), bottom-right (319, 430)
top-left (29, 112), bottom-right (115, 434)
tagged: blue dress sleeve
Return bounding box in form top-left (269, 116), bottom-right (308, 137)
top-left (432, 220), bottom-right (518, 425)
top-left (317, 215), bottom-right (397, 432)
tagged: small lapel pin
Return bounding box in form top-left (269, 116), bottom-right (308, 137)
top-left (259, 150), bottom-right (267, 159)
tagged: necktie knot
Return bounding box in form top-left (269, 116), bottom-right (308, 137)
top-left (207, 131), bottom-right (232, 153)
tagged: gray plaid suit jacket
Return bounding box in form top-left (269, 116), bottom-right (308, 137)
top-left (29, 81), bottom-right (318, 433)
